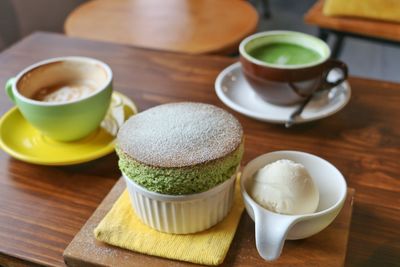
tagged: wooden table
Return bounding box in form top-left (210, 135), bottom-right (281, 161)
top-left (305, 0), bottom-right (400, 58)
top-left (64, 0), bottom-right (258, 55)
top-left (0, 32), bottom-right (399, 267)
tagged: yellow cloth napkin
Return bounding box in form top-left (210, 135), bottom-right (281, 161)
top-left (323, 0), bottom-right (400, 23)
top-left (94, 179), bottom-right (244, 266)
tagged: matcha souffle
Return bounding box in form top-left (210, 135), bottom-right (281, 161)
top-left (116, 102), bottom-right (244, 195)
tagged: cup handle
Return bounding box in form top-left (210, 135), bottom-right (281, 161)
top-left (253, 207), bottom-right (298, 261)
top-left (289, 59), bottom-right (348, 98)
top-left (5, 77), bottom-right (16, 103)
top-left (320, 59), bottom-right (348, 90)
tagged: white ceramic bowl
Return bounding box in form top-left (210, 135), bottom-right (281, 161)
top-left (123, 172), bottom-right (237, 234)
top-left (241, 151), bottom-right (347, 261)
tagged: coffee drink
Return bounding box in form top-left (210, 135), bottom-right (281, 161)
top-left (6, 56), bottom-right (113, 141)
top-left (240, 31), bottom-right (348, 105)
top-left (248, 42), bottom-right (322, 66)
top-left (17, 59), bottom-right (108, 104)
top-left (32, 82), bottom-right (98, 103)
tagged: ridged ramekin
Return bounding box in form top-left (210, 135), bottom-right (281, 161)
top-left (122, 172), bottom-right (237, 234)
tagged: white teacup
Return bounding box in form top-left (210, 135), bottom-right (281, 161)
top-left (241, 151), bottom-right (347, 261)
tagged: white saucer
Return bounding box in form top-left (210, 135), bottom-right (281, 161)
top-left (215, 62), bottom-right (351, 124)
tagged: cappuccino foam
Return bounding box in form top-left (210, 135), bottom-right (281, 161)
top-left (17, 59), bottom-right (109, 104)
top-left (33, 82), bottom-right (98, 103)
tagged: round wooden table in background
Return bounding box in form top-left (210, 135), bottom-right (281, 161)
top-left (64, 0), bottom-right (259, 55)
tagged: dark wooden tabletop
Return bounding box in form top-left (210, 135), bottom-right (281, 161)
top-left (0, 32), bottom-right (399, 267)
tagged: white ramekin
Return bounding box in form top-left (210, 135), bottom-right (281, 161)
top-left (122, 172), bottom-right (237, 234)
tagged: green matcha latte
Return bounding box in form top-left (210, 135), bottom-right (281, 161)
top-left (248, 42), bottom-right (322, 66)
top-left (116, 102), bottom-right (244, 195)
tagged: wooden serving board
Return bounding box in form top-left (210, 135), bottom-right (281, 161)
top-left (63, 178), bottom-right (355, 267)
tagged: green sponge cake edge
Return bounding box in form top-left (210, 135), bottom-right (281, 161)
top-left (117, 142), bottom-right (244, 195)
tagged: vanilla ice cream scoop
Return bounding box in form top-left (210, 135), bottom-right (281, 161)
top-left (250, 159), bottom-right (319, 215)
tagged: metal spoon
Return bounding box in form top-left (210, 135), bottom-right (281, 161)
top-left (285, 85), bottom-right (343, 128)
top-left (285, 93), bottom-right (315, 128)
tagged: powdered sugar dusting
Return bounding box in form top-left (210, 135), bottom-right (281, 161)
top-left (117, 102), bottom-right (243, 167)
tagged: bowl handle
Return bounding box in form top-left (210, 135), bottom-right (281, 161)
top-left (254, 207), bottom-right (299, 261)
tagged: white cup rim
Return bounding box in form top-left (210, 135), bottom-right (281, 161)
top-left (239, 30), bottom-right (331, 70)
top-left (11, 56), bottom-right (113, 107)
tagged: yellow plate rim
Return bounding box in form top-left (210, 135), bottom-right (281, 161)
top-left (0, 92), bottom-right (138, 166)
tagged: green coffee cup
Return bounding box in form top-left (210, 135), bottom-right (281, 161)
top-left (5, 56), bottom-right (113, 142)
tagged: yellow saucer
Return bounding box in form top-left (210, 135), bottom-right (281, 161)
top-left (0, 92), bottom-right (138, 166)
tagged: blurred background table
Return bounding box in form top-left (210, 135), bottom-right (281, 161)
top-left (64, 0), bottom-right (258, 55)
top-left (0, 32), bottom-right (399, 266)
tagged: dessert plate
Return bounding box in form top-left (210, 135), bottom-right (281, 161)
top-left (215, 62), bottom-right (351, 124)
top-left (0, 92), bottom-right (138, 166)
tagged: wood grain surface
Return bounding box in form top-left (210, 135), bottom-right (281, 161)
top-left (63, 178), bottom-right (355, 267)
top-left (0, 32), bottom-right (399, 267)
top-left (64, 0), bottom-right (258, 55)
top-left (305, 0), bottom-right (400, 42)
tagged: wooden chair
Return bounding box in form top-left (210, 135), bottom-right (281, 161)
top-left (64, 0), bottom-right (259, 55)
top-left (304, 0), bottom-right (400, 58)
